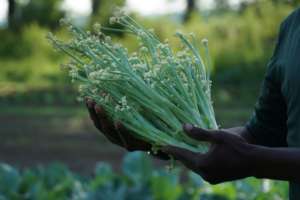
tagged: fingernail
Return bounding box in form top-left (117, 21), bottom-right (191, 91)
top-left (94, 105), bottom-right (102, 114)
top-left (114, 121), bottom-right (122, 129)
top-left (183, 123), bottom-right (193, 132)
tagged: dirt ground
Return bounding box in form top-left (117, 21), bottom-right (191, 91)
top-left (0, 113), bottom-right (132, 174)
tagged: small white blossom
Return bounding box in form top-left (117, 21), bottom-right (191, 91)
top-left (189, 32), bottom-right (196, 37)
top-left (78, 84), bottom-right (88, 93)
top-left (115, 96), bottom-right (130, 112)
top-left (140, 46), bottom-right (148, 54)
top-left (59, 18), bottom-right (71, 26)
top-left (129, 57), bottom-right (139, 63)
top-left (93, 23), bottom-right (101, 33)
top-left (148, 29), bottom-right (154, 34)
top-left (69, 65), bottom-right (79, 81)
top-left (202, 38), bottom-right (209, 46)
top-left (137, 30), bottom-right (147, 37)
top-left (109, 17), bottom-right (118, 24)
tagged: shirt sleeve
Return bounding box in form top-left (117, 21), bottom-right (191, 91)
top-left (245, 21), bottom-right (288, 147)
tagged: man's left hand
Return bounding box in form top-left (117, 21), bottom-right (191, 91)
top-left (162, 124), bottom-right (255, 184)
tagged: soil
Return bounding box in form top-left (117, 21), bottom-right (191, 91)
top-left (0, 114), bottom-right (130, 174)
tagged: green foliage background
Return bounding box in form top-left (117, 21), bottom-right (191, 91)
top-left (0, 0), bottom-right (295, 107)
top-left (0, 152), bottom-right (289, 200)
top-left (0, 0), bottom-right (297, 199)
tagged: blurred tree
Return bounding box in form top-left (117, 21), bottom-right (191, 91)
top-left (6, 0), bottom-right (64, 31)
top-left (90, 0), bottom-right (125, 36)
top-left (214, 0), bottom-right (230, 13)
top-left (19, 0), bottom-right (64, 29)
top-left (183, 0), bottom-right (196, 22)
top-left (7, 0), bottom-right (16, 29)
top-left (91, 0), bottom-right (124, 24)
top-left (92, 0), bottom-right (101, 15)
top-left (239, 0), bottom-right (298, 13)
top-left (273, 0), bottom-right (299, 7)
top-left (238, 0), bottom-right (252, 12)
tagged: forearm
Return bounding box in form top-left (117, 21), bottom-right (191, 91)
top-left (248, 145), bottom-right (300, 182)
top-left (225, 127), bottom-right (300, 182)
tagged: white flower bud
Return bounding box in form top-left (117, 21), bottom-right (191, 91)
top-left (105, 36), bottom-right (112, 43)
top-left (59, 18), bottom-right (71, 26)
top-left (202, 38), bottom-right (209, 46)
top-left (93, 23), bottom-right (101, 32)
top-left (140, 46), bottom-right (148, 54)
top-left (109, 17), bottom-right (117, 24)
top-left (78, 84), bottom-right (87, 92)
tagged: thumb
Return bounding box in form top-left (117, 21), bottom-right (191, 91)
top-left (183, 124), bottom-right (221, 143)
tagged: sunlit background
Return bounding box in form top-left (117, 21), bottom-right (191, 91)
top-left (0, 0), bottom-right (244, 23)
top-left (0, 0), bottom-right (298, 199)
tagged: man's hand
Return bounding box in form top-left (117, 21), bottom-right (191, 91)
top-left (162, 124), bottom-right (255, 184)
top-left (86, 99), bottom-right (169, 159)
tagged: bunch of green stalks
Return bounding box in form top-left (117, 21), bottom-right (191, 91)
top-left (47, 9), bottom-right (218, 153)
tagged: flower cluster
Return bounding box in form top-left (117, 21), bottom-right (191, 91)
top-left (48, 11), bottom-right (218, 153)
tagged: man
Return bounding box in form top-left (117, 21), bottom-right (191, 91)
top-left (86, 8), bottom-right (300, 199)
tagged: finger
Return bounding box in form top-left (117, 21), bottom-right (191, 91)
top-left (94, 105), bottom-right (124, 145)
top-left (86, 99), bottom-right (102, 130)
top-left (94, 105), bottom-right (113, 129)
top-left (115, 121), bottom-right (151, 151)
top-left (114, 121), bottom-right (130, 149)
top-left (86, 100), bottom-right (119, 144)
top-left (161, 146), bottom-right (200, 169)
top-left (183, 124), bottom-right (221, 143)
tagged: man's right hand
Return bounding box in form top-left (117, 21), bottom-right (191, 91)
top-left (86, 99), bottom-right (169, 159)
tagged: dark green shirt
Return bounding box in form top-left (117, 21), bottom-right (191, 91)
top-left (246, 8), bottom-right (300, 200)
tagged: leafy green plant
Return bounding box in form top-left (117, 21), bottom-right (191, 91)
top-left (0, 152), bottom-right (288, 200)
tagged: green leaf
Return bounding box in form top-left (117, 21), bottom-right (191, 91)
top-left (122, 152), bottom-right (153, 184)
top-left (0, 163), bottom-right (21, 195)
